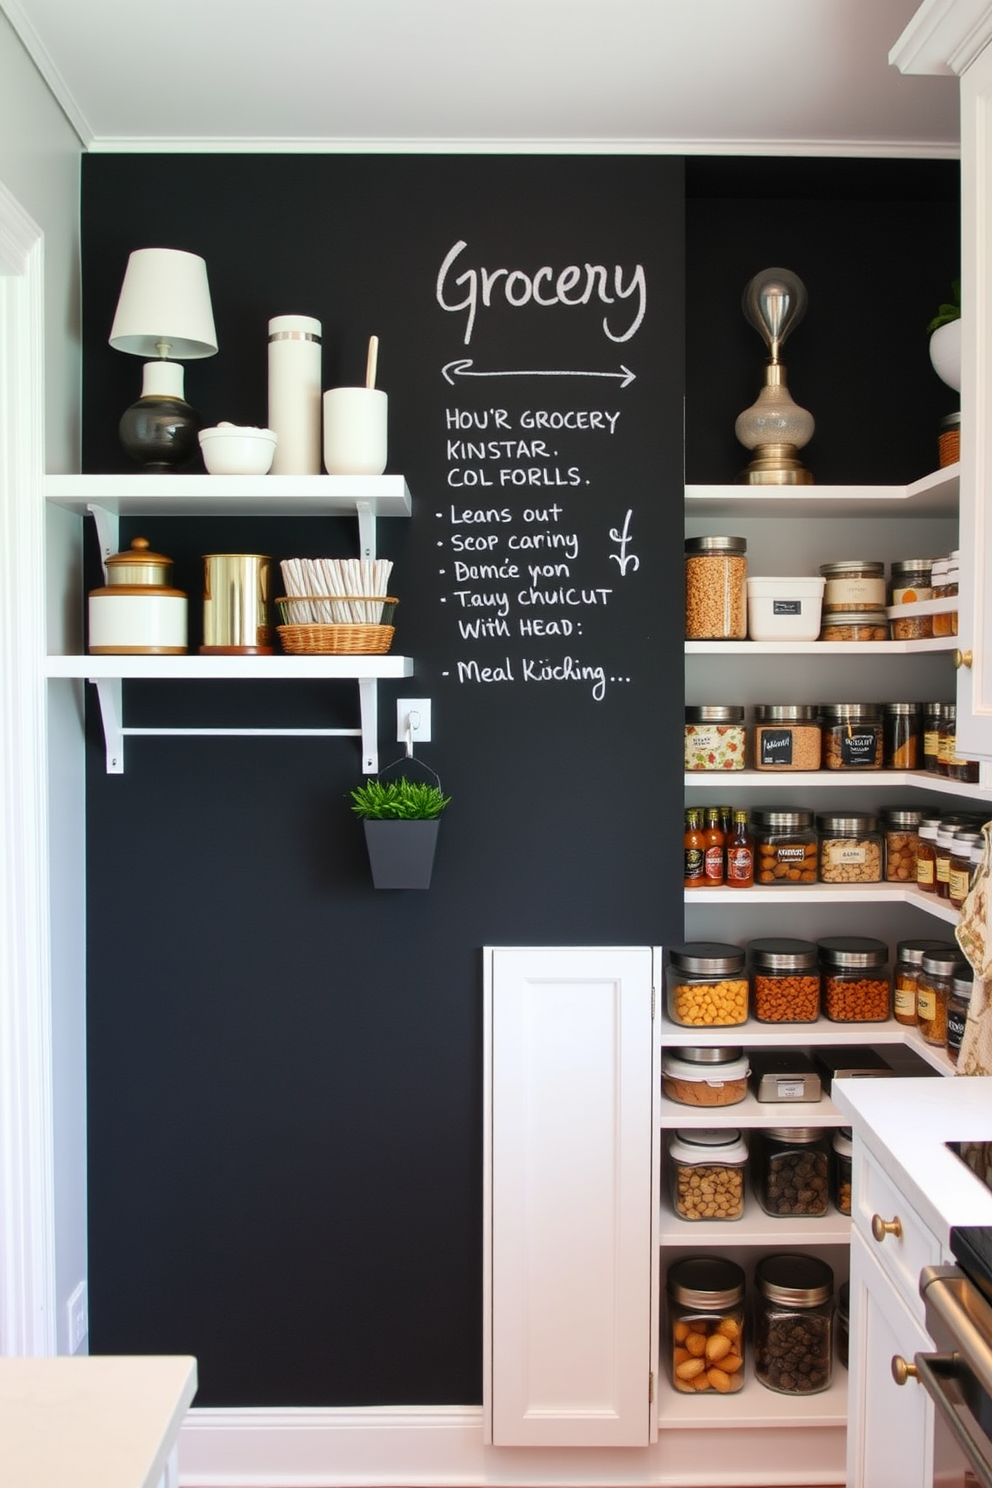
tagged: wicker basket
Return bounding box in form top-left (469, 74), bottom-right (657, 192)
top-left (277, 623), bottom-right (395, 655)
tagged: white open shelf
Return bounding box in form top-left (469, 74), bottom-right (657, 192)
top-left (684, 768), bottom-right (992, 797)
top-left (43, 472), bottom-right (412, 519)
top-left (45, 655), bottom-right (413, 681)
top-left (656, 1366), bottom-right (848, 1431)
top-left (685, 637), bottom-right (956, 655)
top-left (657, 1189), bottom-right (852, 1248)
top-left (685, 464), bottom-right (958, 520)
top-left (660, 1016), bottom-right (950, 1067)
top-left (658, 1089), bottom-right (844, 1130)
top-left (682, 881), bottom-right (961, 924)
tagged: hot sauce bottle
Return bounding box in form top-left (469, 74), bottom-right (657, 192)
top-left (684, 809), bottom-right (706, 888)
top-left (725, 809), bottom-right (755, 887)
top-left (704, 807), bottom-right (726, 885)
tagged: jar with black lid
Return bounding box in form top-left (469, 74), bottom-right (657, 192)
top-left (753, 808), bottom-right (818, 885)
top-left (820, 703), bottom-right (883, 770)
top-left (684, 536), bottom-right (747, 640)
top-left (947, 974), bottom-right (973, 1065)
top-left (754, 1253), bottom-right (833, 1395)
top-left (753, 704), bottom-right (821, 772)
top-left (883, 702), bottom-right (922, 769)
top-left (893, 938), bottom-right (955, 1027)
top-left (818, 936), bottom-right (890, 1022)
top-left (666, 1256), bottom-right (745, 1395)
top-left (816, 811), bottom-right (882, 884)
top-left (754, 1128), bottom-right (830, 1217)
top-left (747, 937), bottom-right (820, 1023)
top-left (666, 942), bottom-right (749, 1027)
top-left (881, 806), bottom-right (921, 885)
top-left (819, 559), bottom-right (886, 613)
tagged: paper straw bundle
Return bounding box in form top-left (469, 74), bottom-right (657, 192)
top-left (279, 557), bottom-right (394, 624)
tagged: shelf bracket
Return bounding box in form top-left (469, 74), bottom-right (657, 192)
top-left (90, 676), bottom-right (124, 774)
top-left (355, 501), bottom-right (376, 561)
top-left (86, 504), bottom-right (119, 583)
top-left (359, 677), bottom-right (378, 774)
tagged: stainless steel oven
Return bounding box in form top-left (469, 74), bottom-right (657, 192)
top-left (917, 1262), bottom-right (992, 1488)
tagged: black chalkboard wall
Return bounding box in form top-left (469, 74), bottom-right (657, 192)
top-left (81, 154), bottom-right (958, 1408)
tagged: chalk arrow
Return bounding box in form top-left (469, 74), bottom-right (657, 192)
top-left (442, 359), bottom-right (635, 388)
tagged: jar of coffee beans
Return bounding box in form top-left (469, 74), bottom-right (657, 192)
top-left (754, 1128), bottom-right (829, 1217)
top-left (666, 1256), bottom-right (746, 1395)
top-left (754, 1253), bottom-right (833, 1395)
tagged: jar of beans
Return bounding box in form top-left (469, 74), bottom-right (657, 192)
top-left (754, 1254), bottom-right (834, 1396)
top-left (753, 808), bottom-right (818, 885)
top-left (820, 703), bottom-right (884, 770)
top-left (668, 1129), bottom-right (748, 1222)
top-left (661, 1047), bottom-right (750, 1107)
top-left (918, 946), bottom-right (968, 1047)
top-left (820, 610), bottom-right (890, 642)
top-left (881, 807), bottom-right (921, 884)
top-left (816, 811), bottom-right (883, 884)
top-left (666, 1257), bottom-right (745, 1395)
top-left (883, 702), bottom-right (922, 769)
top-left (684, 705), bottom-right (746, 771)
top-left (893, 938), bottom-right (956, 1028)
top-left (747, 937), bottom-right (820, 1023)
top-left (666, 943), bottom-right (749, 1027)
top-left (832, 1128), bottom-right (853, 1215)
top-left (754, 1128), bottom-right (830, 1217)
top-left (753, 704), bottom-right (822, 771)
top-left (684, 536), bottom-right (747, 640)
top-left (819, 559), bottom-right (886, 614)
top-left (818, 936), bottom-right (890, 1022)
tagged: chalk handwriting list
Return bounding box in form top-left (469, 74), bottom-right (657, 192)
top-left (437, 240), bottom-right (647, 346)
top-left (436, 404), bottom-right (640, 701)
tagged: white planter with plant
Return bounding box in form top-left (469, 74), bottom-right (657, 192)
top-left (929, 280), bottom-right (961, 392)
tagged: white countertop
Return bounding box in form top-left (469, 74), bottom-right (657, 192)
top-left (833, 1076), bottom-right (992, 1242)
top-left (0, 1355), bottom-right (197, 1488)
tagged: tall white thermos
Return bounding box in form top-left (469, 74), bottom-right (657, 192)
top-left (267, 314), bottom-right (322, 474)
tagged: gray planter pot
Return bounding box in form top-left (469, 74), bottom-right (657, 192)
top-left (363, 819), bottom-right (440, 889)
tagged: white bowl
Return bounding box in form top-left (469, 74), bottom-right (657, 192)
top-left (199, 423), bottom-right (278, 475)
top-left (746, 575), bottom-right (825, 641)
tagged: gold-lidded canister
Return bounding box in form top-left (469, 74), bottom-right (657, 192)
top-left (88, 536), bottom-right (187, 654)
top-left (201, 553), bottom-right (273, 655)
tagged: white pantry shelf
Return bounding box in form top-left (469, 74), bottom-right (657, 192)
top-left (682, 881), bottom-right (960, 924)
top-left (685, 637), bottom-right (956, 655)
top-left (684, 767), bottom-right (992, 797)
top-left (658, 1089), bottom-right (844, 1130)
top-left (657, 1191), bottom-right (852, 1248)
top-left (685, 464), bottom-right (958, 520)
top-left (656, 1366), bottom-right (848, 1431)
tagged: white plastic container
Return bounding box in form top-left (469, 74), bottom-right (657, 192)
top-left (746, 576), bottom-right (825, 641)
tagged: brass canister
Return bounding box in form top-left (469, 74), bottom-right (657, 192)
top-left (201, 553), bottom-right (273, 655)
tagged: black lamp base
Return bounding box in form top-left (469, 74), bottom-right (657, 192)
top-left (119, 395), bottom-right (201, 472)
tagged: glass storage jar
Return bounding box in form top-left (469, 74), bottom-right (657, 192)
top-left (933, 553), bottom-right (959, 637)
top-left (818, 936), bottom-right (890, 1022)
top-left (918, 946), bottom-right (967, 1047)
top-left (938, 703), bottom-right (958, 778)
top-left (754, 1253), bottom-right (833, 1395)
top-left (915, 812), bottom-right (941, 892)
top-left (668, 1128), bottom-right (748, 1222)
top-left (893, 938), bottom-right (956, 1028)
top-left (661, 1047), bottom-right (750, 1108)
top-left (816, 811), bottom-right (883, 884)
top-left (949, 830), bottom-right (982, 909)
top-left (666, 942), bottom-right (749, 1028)
top-left (819, 559), bottom-right (886, 613)
top-left (685, 705), bottom-right (746, 771)
top-left (753, 808), bottom-right (818, 885)
top-left (747, 937), bottom-right (820, 1023)
top-left (753, 704), bottom-right (822, 772)
top-left (881, 806), bottom-right (921, 884)
top-left (947, 974), bottom-right (973, 1066)
top-left (754, 1128), bottom-right (830, 1217)
top-left (819, 609), bottom-right (890, 642)
top-left (935, 819), bottom-right (959, 898)
top-left (820, 703), bottom-right (883, 770)
top-left (888, 560), bottom-right (934, 640)
top-left (883, 702), bottom-right (922, 769)
top-left (923, 702), bottom-right (950, 774)
top-left (832, 1128), bottom-right (853, 1215)
top-left (666, 1256), bottom-right (745, 1395)
top-left (684, 536), bottom-right (747, 640)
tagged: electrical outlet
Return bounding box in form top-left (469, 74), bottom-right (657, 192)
top-left (397, 698), bottom-right (432, 744)
top-left (66, 1280), bottom-right (88, 1354)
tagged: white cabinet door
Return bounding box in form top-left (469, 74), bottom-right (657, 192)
top-left (484, 946), bottom-right (658, 1447)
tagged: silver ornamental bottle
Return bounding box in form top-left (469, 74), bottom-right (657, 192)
top-left (267, 314), bottom-right (322, 474)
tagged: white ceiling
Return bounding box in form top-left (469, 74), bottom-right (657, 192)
top-left (1, 0), bottom-right (961, 154)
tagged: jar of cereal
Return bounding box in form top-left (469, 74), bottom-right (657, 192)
top-left (666, 943), bottom-right (749, 1027)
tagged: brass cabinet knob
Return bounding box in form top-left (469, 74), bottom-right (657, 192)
top-left (871, 1213), bottom-right (903, 1242)
top-left (891, 1355), bottom-right (919, 1386)
top-left (954, 649), bottom-right (974, 669)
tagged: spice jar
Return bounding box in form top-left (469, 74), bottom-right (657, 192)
top-left (754, 1129), bottom-right (830, 1217)
top-left (819, 610), bottom-right (890, 642)
top-left (832, 1128), bottom-right (853, 1215)
top-left (950, 830), bottom-right (982, 908)
top-left (819, 560), bottom-right (886, 614)
top-left (747, 937), bottom-right (820, 1023)
top-left (935, 819), bottom-right (960, 898)
top-left (753, 808), bottom-right (818, 885)
top-left (754, 1253), bottom-right (833, 1395)
top-left (685, 705), bottom-right (746, 771)
top-left (820, 703), bottom-right (883, 770)
top-left (661, 1047), bottom-right (750, 1107)
top-left (684, 536), bottom-right (747, 640)
top-left (947, 974), bottom-right (973, 1065)
top-left (881, 807), bottom-right (921, 884)
top-left (816, 811), bottom-right (883, 885)
top-left (753, 704), bottom-right (822, 771)
top-left (923, 702), bottom-right (949, 774)
top-left (938, 703), bottom-right (958, 778)
top-left (668, 1129), bottom-right (748, 1222)
top-left (893, 938), bottom-right (955, 1027)
top-left (666, 943), bottom-right (749, 1027)
top-left (666, 1257), bottom-right (745, 1395)
top-left (888, 560), bottom-right (934, 640)
top-left (883, 702), bottom-right (922, 770)
top-left (918, 946), bottom-right (967, 1046)
top-left (818, 936), bottom-right (890, 1022)
top-left (916, 812), bottom-right (941, 892)
top-left (933, 553), bottom-right (959, 637)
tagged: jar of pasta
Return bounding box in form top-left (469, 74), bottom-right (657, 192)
top-left (753, 704), bottom-right (821, 771)
top-left (666, 943), bottom-right (749, 1027)
top-left (747, 937), bottom-right (820, 1023)
top-left (881, 807), bottom-right (921, 884)
top-left (820, 703), bottom-right (884, 770)
top-left (816, 811), bottom-right (883, 884)
top-left (684, 536), bottom-right (747, 640)
top-left (753, 809), bottom-right (818, 885)
top-left (668, 1129), bottom-right (748, 1222)
top-left (666, 1257), bottom-right (745, 1395)
top-left (818, 936), bottom-right (890, 1022)
top-left (819, 560), bottom-right (886, 613)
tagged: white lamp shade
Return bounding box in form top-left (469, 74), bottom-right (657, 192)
top-left (109, 247), bottom-right (218, 358)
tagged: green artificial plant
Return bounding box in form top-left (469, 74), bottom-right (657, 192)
top-left (349, 777), bottom-right (451, 821)
top-left (928, 279), bottom-right (961, 334)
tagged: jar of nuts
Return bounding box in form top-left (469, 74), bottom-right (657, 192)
top-left (666, 943), bottom-right (749, 1027)
top-left (753, 704), bottom-right (822, 771)
top-left (668, 1128), bottom-right (748, 1221)
top-left (819, 610), bottom-right (890, 642)
top-left (684, 535), bottom-right (747, 640)
top-left (747, 937), bottom-right (820, 1023)
top-left (752, 808), bottom-right (818, 885)
top-left (666, 1256), bottom-right (745, 1395)
top-left (818, 936), bottom-right (890, 1022)
top-left (881, 806), bottom-right (921, 884)
top-left (754, 1253), bottom-right (833, 1395)
top-left (831, 1127), bottom-right (853, 1216)
top-left (754, 1128), bottom-right (830, 1217)
top-left (816, 811), bottom-right (883, 884)
top-left (820, 703), bottom-right (884, 770)
top-left (661, 1046), bottom-right (750, 1107)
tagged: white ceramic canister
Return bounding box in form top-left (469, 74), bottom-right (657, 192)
top-left (88, 536), bottom-right (187, 654)
top-left (268, 314), bottom-right (322, 474)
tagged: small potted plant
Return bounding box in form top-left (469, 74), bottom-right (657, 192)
top-left (928, 279), bottom-right (961, 392)
top-left (349, 775), bottom-right (450, 889)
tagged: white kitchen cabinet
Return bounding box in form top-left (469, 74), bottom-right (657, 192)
top-left (483, 946), bottom-right (659, 1447)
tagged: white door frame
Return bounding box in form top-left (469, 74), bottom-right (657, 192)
top-left (0, 176), bottom-right (57, 1355)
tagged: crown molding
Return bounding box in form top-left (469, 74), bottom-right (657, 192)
top-left (0, 0), bottom-right (93, 146)
top-left (890, 0), bottom-right (992, 76)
